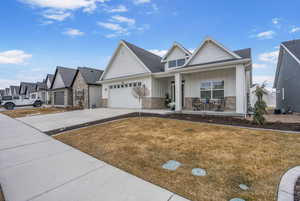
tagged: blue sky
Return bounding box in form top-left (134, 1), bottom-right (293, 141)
top-left (1, 0), bottom-right (300, 89)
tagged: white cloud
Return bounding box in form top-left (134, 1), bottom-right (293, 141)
top-left (97, 22), bottom-right (126, 32)
top-left (63, 28), bottom-right (85, 36)
top-left (106, 5), bottom-right (128, 13)
top-left (255, 30), bottom-right (276, 39)
top-left (253, 63), bottom-right (267, 69)
top-left (290, 27), bottom-right (300, 33)
top-left (133, 0), bottom-right (151, 5)
top-left (42, 10), bottom-right (72, 21)
top-left (21, 0), bottom-right (108, 21)
top-left (0, 79), bottom-right (20, 89)
top-left (111, 15), bottom-right (135, 25)
top-left (253, 75), bottom-right (274, 86)
top-left (258, 51), bottom-right (279, 63)
top-left (0, 50), bottom-right (32, 64)
top-left (149, 49), bottom-right (167, 57)
top-left (272, 18), bottom-right (280, 25)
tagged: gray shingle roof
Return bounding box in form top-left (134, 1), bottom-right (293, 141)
top-left (54, 67), bottom-right (77, 88)
top-left (19, 82), bottom-right (37, 94)
top-left (122, 40), bottom-right (164, 73)
top-left (37, 81), bottom-right (47, 91)
top-left (234, 48), bottom-right (251, 59)
top-left (77, 67), bottom-right (103, 85)
top-left (282, 39), bottom-right (300, 61)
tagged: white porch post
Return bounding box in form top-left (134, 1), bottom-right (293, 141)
top-left (175, 73), bottom-right (182, 111)
top-left (235, 64), bottom-right (246, 114)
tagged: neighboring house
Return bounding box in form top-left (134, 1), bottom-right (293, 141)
top-left (45, 74), bottom-right (54, 104)
top-left (50, 66), bottom-right (77, 107)
top-left (99, 37), bottom-right (252, 115)
top-left (250, 86), bottom-right (276, 108)
top-left (5, 88), bottom-right (11, 96)
top-left (10, 86), bottom-right (20, 98)
top-left (274, 39), bottom-right (300, 112)
top-left (37, 81), bottom-right (47, 103)
top-left (19, 82), bottom-right (37, 99)
top-left (0, 89), bottom-right (5, 98)
top-left (71, 67), bottom-right (103, 109)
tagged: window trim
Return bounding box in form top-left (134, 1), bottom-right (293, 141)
top-left (200, 80), bottom-right (225, 100)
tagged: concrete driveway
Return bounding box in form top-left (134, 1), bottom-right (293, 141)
top-left (17, 108), bottom-right (136, 132)
top-left (0, 114), bottom-right (188, 201)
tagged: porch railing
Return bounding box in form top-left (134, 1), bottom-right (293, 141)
top-left (191, 98), bottom-right (225, 112)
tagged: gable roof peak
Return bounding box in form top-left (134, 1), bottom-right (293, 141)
top-left (162, 41), bottom-right (192, 61)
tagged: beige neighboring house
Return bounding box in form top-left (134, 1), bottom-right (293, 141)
top-left (50, 66), bottom-right (77, 107)
top-left (71, 67), bottom-right (103, 109)
top-left (98, 37), bottom-right (252, 115)
top-left (45, 74), bottom-right (54, 104)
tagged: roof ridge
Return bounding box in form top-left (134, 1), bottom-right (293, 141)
top-left (122, 40), bottom-right (162, 59)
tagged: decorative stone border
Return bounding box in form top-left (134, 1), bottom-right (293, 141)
top-left (278, 166), bottom-right (300, 201)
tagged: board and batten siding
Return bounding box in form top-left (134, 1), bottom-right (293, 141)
top-left (189, 42), bottom-right (234, 65)
top-left (276, 48), bottom-right (300, 112)
top-left (164, 47), bottom-right (188, 70)
top-left (183, 68), bottom-right (236, 97)
top-left (103, 45), bottom-right (148, 80)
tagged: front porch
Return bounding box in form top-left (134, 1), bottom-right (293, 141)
top-left (151, 64), bottom-right (248, 115)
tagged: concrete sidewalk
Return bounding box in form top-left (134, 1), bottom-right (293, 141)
top-left (17, 108), bottom-right (171, 132)
top-left (0, 114), bottom-right (189, 201)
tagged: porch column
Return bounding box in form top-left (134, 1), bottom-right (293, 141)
top-left (175, 73), bottom-right (182, 111)
top-left (235, 64), bottom-right (246, 114)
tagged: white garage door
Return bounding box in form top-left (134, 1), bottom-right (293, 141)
top-left (109, 87), bottom-right (141, 108)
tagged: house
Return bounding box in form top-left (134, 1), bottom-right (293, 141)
top-left (9, 86), bottom-right (20, 98)
top-left (36, 81), bottom-right (47, 103)
top-left (45, 74), bottom-right (54, 104)
top-left (71, 67), bottom-right (103, 109)
top-left (50, 66), bottom-right (77, 107)
top-left (98, 37), bottom-right (252, 115)
top-left (19, 82), bottom-right (37, 99)
top-left (0, 89), bottom-right (5, 98)
top-left (274, 39), bottom-right (300, 112)
top-left (5, 88), bottom-right (11, 96)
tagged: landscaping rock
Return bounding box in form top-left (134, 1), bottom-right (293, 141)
top-left (162, 160), bottom-right (181, 171)
top-left (239, 184), bottom-right (249, 190)
top-left (229, 198), bottom-right (245, 201)
top-left (191, 168), bottom-right (207, 176)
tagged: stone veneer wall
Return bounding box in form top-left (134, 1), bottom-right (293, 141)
top-left (142, 97), bottom-right (166, 109)
top-left (224, 96), bottom-right (236, 111)
top-left (72, 72), bottom-right (89, 109)
top-left (184, 96), bottom-right (236, 111)
top-left (100, 98), bottom-right (108, 108)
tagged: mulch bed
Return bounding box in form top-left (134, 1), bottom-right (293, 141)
top-left (46, 112), bottom-right (300, 135)
top-left (295, 177), bottom-right (300, 201)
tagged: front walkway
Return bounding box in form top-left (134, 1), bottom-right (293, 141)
top-left (17, 108), bottom-right (171, 132)
top-left (0, 114), bottom-right (188, 201)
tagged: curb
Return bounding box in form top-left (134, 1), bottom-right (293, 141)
top-left (277, 166), bottom-right (300, 201)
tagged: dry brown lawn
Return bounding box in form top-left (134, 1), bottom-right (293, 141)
top-left (0, 107), bottom-right (80, 118)
top-left (55, 117), bottom-right (300, 201)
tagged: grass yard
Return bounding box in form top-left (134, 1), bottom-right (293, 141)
top-left (0, 107), bottom-right (80, 118)
top-left (55, 117), bottom-right (300, 201)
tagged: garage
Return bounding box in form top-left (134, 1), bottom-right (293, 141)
top-left (54, 91), bottom-right (65, 106)
top-left (108, 84), bottom-right (141, 108)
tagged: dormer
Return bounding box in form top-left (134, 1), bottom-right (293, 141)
top-left (161, 42), bottom-right (192, 71)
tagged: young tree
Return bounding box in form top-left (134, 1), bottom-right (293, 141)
top-left (132, 84), bottom-right (149, 118)
top-left (253, 82), bottom-right (268, 125)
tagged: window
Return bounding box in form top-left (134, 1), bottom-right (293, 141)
top-left (168, 58), bottom-right (186, 68)
top-left (200, 81), bottom-right (224, 100)
top-left (177, 59), bottom-right (185, 66)
top-left (168, 60), bottom-right (177, 68)
top-left (138, 82), bottom-right (142, 86)
top-left (129, 83), bottom-right (132, 87)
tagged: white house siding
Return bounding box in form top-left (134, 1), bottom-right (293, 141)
top-left (189, 42), bottom-right (234, 65)
top-left (103, 45), bottom-right (148, 80)
top-left (164, 47), bottom-right (187, 70)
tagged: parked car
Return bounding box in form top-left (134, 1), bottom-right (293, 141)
top-left (0, 96), bottom-right (42, 110)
